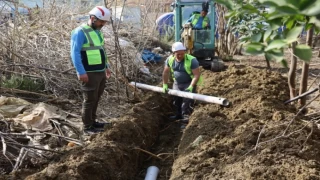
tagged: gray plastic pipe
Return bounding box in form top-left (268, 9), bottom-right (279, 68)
top-left (144, 166), bottom-right (159, 180)
top-left (130, 82), bottom-right (230, 107)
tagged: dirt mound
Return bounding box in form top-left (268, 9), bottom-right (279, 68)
top-left (170, 65), bottom-right (320, 179)
top-left (12, 93), bottom-right (171, 180)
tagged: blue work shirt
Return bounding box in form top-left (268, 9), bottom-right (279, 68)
top-left (70, 26), bottom-right (108, 75)
top-left (186, 15), bottom-right (211, 30)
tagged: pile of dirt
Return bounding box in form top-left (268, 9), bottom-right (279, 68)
top-left (8, 65), bottom-right (320, 180)
top-left (8, 93), bottom-right (171, 180)
top-left (170, 65), bottom-right (320, 179)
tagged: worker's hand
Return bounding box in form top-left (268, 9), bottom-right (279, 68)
top-left (78, 74), bottom-right (89, 83)
top-left (185, 85), bottom-right (193, 92)
top-left (163, 84), bottom-right (169, 93)
top-left (106, 68), bottom-right (111, 79)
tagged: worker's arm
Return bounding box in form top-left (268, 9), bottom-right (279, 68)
top-left (162, 65), bottom-right (171, 84)
top-left (190, 67), bottom-right (200, 87)
top-left (190, 59), bottom-right (200, 87)
top-left (71, 29), bottom-right (86, 75)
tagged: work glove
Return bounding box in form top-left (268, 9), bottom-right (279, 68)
top-left (163, 84), bottom-right (169, 93)
top-left (185, 85), bottom-right (193, 92)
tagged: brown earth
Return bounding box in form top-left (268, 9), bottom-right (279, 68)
top-left (5, 64), bottom-right (320, 180)
top-left (170, 65), bottom-right (320, 179)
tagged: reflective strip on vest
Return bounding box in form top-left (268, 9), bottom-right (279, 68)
top-left (191, 14), bottom-right (209, 29)
top-left (168, 54), bottom-right (203, 86)
top-left (78, 24), bottom-right (107, 70)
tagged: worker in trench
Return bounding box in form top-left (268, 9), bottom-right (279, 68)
top-left (70, 6), bottom-right (111, 135)
top-left (162, 42), bottom-right (203, 128)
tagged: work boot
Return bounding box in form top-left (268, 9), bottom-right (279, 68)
top-left (180, 124), bottom-right (187, 129)
top-left (180, 115), bottom-right (189, 124)
top-left (169, 115), bottom-right (183, 120)
top-left (93, 121), bottom-right (107, 129)
top-left (83, 126), bottom-right (104, 135)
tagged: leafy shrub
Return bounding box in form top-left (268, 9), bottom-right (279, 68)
top-left (1, 75), bottom-right (45, 92)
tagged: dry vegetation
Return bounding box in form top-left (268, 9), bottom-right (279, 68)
top-left (0, 0), bottom-right (170, 174)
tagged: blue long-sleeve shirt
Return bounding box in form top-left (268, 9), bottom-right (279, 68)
top-left (70, 26), bottom-right (108, 75)
top-left (186, 15), bottom-right (211, 29)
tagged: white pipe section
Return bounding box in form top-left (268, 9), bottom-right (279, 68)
top-left (145, 166), bottom-right (159, 180)
top-left (130, 82), bottom-right (230, 107)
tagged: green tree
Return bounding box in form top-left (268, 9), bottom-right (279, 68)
top-left (216, 0), bottom-right (320, 107)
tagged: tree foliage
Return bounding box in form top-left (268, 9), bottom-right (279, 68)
top-left (216, 0), bottom-right (320, 64)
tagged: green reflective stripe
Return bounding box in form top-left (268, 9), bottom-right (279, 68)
top-left (191, 14), bottom-right (199, 26)
top-left (76, 24), bottom-right (108, 68)
top-left (81, 28), bottom-right (94, 47)
top-left (191, 14), bottom-right (209, 29)
top-left (81, 46), bottom-right (104, 51)
top-left (202, 17), bottom-right (209, 28)
top-left (88, 31), bottom-right (101, 46)
top-left (168, 55), bottom-right (175, 80)
top-left (86, 50), bottom-right (101, 65)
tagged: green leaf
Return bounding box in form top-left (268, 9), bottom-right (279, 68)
top-left (216, 0), bottom-right (234, 10)
top-left (225, 11), bottom-right (237, 18)
top-left (265, 40), bottom-right (287, 51)
top-left (299, 0), bottom-right (317, 12)
top-left (285, 18), bottom-right (295, 29)
top-left (242, 4), bottom-right (259, 13)
top-left (286, 0), bottom-right (301, 9)
top-left (285, 26), bottom-right (303, 43)
top-left (263, 28), bottom-right (273, 42)
top-left (239, 36), bottom-right (251, 42)
top-left (266, 49), bottom-right (284, 62)
top-left (245, 43), bottom-right (265, 55)
top-left (294, 45), bottom-right (312, 61)
top-left (277, 5), bottom-right (299, 15)
top-left (251, 33), bottom-right (262, 42)
top-left (305, 23), bottom-right (314, 31)
top-left (270, 31), bottom-right (278, 39)
top-left (268, 18), bottom-right (283, 30)
top-left (301, 1), bottom-right (320, 16)
top-left (266, 12), bottom-right (286, 20)
top-left (259, 0), bottom-right (286, 6)
top-left (309, 16), bottom-right (320, 29)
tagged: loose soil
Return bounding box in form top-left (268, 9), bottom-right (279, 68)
top-left (170, 65), bottom-right (320, 179)
top-left (4, 59), bottom-right (320, 180)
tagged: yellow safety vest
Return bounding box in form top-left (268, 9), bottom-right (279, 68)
top-left (191, 14), bottom-right (209, 29)
top-left (73, 24), bottom-right (108, 72)
top-left (168, 54), bottom-right (203, 86)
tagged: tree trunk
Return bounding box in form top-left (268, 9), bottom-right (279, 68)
top-left (264, 54), bottom-right (271, 70)
top-left (299, 27), bottom-right (314, 107)
top-left (288, 42), bottom-right (297, 102)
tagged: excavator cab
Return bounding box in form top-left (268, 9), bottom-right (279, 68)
top-left (173, 0), bottom-right (216, 60)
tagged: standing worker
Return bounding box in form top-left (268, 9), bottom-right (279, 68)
top-left (71, 6), bottom-right (111, 135)
top-left (162, 42), bottom-right (202, 128)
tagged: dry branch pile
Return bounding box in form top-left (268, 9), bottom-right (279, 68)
top-left (0, 1), bottom-right (163, 102)
top-left (0, 0), bottom-right (166, 175)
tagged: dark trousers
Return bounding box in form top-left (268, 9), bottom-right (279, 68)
top-left (81, 71), bottom-right (106, 128)
top-left (172, 81), bottom-right (196, 116)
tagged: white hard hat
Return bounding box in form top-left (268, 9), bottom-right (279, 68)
top-left (172, 42), bottom-right (186, 52)
top-left (89, 6), bottom-right (111, 22)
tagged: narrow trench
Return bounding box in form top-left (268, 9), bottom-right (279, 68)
top-left (135, 112), bottom-right (183, 179)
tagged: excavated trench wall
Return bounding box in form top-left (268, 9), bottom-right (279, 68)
top-left (21, 93), bottom-right (171, 180)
